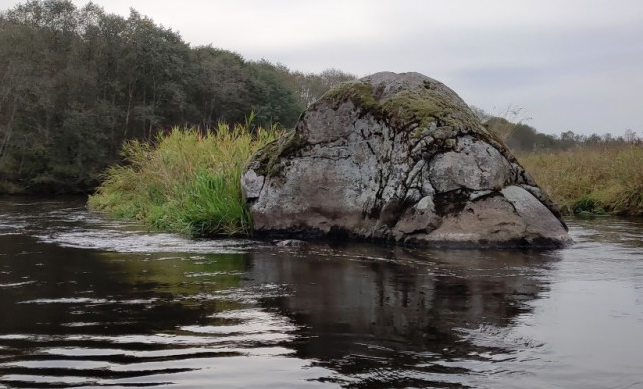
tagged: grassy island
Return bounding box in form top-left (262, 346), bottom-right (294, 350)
top-left (88, 123), bottom-right (281, 237)
top-left (89, 123), bottom-right (643, 239)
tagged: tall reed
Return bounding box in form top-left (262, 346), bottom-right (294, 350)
top-left (519, 143), bottom-right (643, 215)
top-left (88, 123), bottom-right (281, 236)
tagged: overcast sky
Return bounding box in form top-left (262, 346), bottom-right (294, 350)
top-left (2, 0), bottom-right (642, 136)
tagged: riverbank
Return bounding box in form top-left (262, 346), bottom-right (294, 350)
top-left (88, 123), bottom-right (280, 237)
top-left (519, 143), bottom-right (643, 215)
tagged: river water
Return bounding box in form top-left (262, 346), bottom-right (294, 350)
top-left (0, 197), bottom-right (642, 389)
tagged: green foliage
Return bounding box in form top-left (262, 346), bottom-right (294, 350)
top-left (246, 60), bottom-right (305, 127)
top-left (571, 196), bottom-right (606, 215)
top-left (1, 0), bottom-right (350, 194)
top-left (88, 123), bottom-right (281, 236)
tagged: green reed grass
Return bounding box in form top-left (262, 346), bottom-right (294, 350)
top-left (519, 143), bottom-right (643, 215)
top-left (88, 123), bottom-right (281, 236)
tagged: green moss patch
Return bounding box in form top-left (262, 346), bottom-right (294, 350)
top-left (252, 130), bottom-right (308, 177)
top-left (323, 80), bottom-right (480, 132)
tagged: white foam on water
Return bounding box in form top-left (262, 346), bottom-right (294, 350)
top-left (36, 229), bottom-right (257, 254)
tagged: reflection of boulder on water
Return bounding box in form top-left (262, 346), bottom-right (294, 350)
top-left (247, 244), bottom-right (554, 383)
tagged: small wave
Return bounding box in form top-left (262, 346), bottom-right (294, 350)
top-left (181, 308), bottom-right (298, 336)
top-left (60, 322), bottom-right (103, 328)
top-left (18, 298), bottom-right (110, 305)
top-left (35, 230), bottom-right (256, 254)
top-left (0, 220), bottom-right (27, 235)
top-left (184, 271), bottom-right (244, 278)
top-left (0, 281), bottom-right (36, 289)
top-left (189, 283), bottom-right (291, 304)
top-left (18, 298), bottom-right (157, 305)
top-left (456, 323), bottom-right (544, 351)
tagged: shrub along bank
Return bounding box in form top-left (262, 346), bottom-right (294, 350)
top-left (88, 123), bottom-right (281, 237)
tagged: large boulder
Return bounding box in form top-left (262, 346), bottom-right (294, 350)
top-left (242, 72), bottom-right (571, 248)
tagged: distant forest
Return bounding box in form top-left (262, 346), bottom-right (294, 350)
top-left (472, 107), bottom-right (641, 154)
top-left (0, 0), bottom-right (354, 193)
top-left (0, 0), bottom-right (639, 194)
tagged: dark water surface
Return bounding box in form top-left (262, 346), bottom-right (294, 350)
top-left (1, 197), bottom-right (642, 389)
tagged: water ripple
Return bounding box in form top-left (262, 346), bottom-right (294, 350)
top-left (35, 230), bottom-right (256, 254)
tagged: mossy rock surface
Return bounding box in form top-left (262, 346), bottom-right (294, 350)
top-left (242, 72), bottom-right (570, 248)
top-left (324, 74), bottom-right (479, 131)
top-left (250, 131), bottom-right (307, 177)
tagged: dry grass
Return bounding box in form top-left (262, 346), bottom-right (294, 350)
top-left (519, 143), bottom-right (643, 215)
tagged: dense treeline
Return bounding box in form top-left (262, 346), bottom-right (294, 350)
top-left (0, 0), bottom-right (354, 194)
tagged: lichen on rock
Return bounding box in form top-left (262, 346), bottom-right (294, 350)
top-left (242, 71), bottom-right (571, 248)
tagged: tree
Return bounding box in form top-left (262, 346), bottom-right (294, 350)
top-left (247, 61), bottom-right (304, 128)
top-left (624, 129), bottom-right (638, 143)
top-left (0, 0), bottom-right (358, 193)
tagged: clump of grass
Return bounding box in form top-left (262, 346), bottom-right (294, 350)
top-left (519, 143), bottom-right (643, 215)
top-left (88, 122), bottom-right (281, 236)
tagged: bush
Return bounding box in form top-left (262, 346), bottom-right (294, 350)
top-left (88, 123), bottom-right (281, 236)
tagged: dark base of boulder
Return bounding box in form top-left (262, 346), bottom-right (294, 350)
top-left (253, 227), bottom-right (571, 250)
